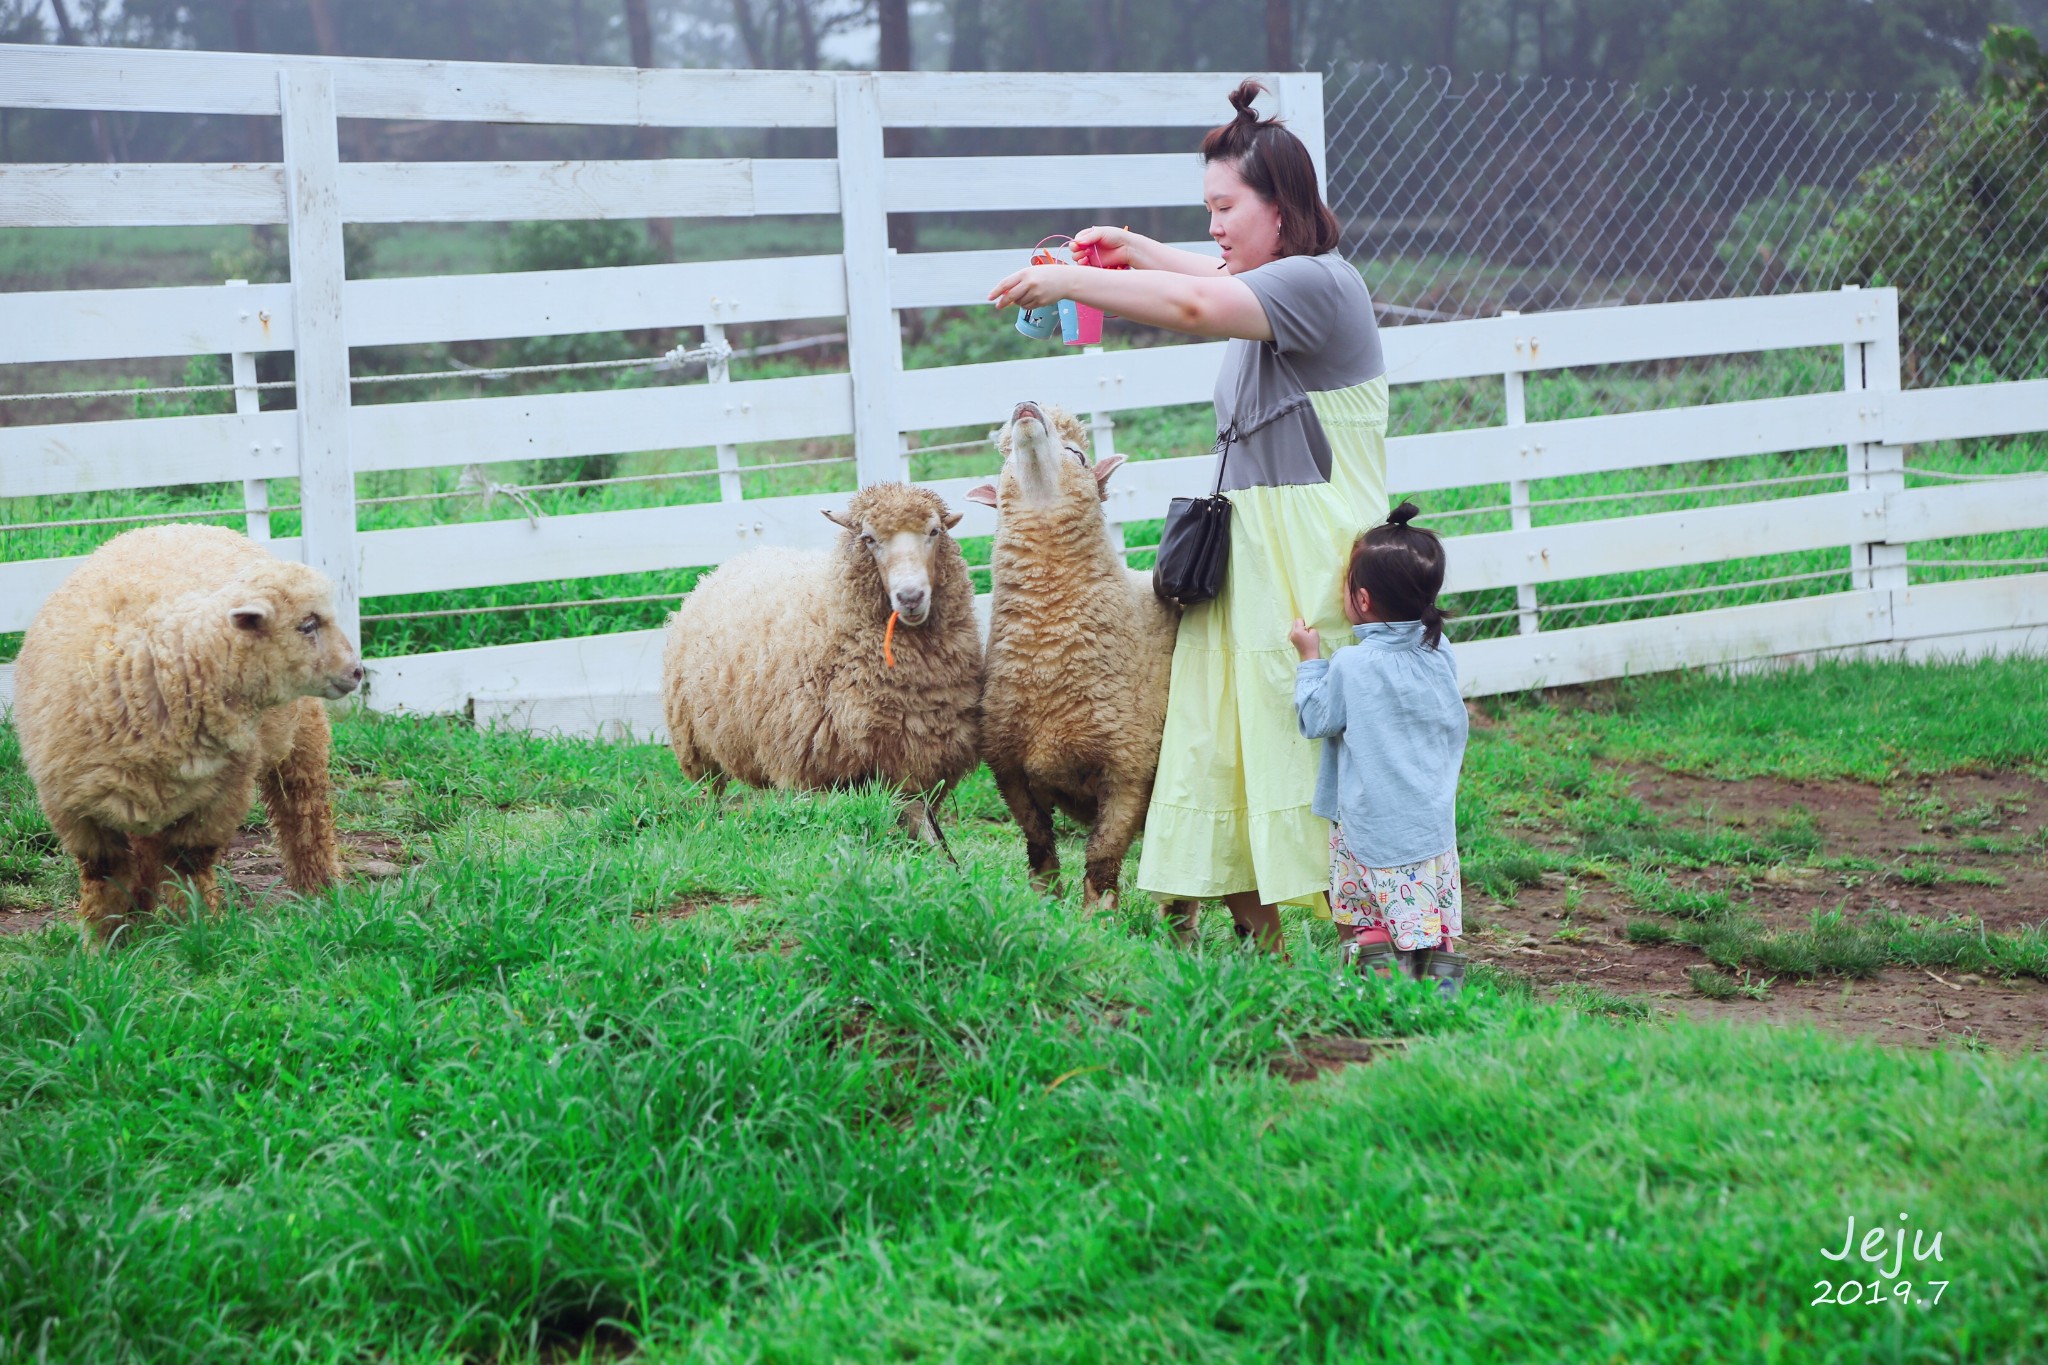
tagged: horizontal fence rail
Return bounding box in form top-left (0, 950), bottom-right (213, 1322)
top-left (2, 43), bottom-right (2045, 738)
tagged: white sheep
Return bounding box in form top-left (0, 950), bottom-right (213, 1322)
top-left (966, 400), bottom-right (1186, 914)
top-left (661, 482), bottom-right (982, 832)
top-left (11, 525), bottom-right (364, 942)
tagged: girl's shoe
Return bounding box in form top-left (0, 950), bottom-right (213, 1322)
top-left (1419, 948), bottom-right (1465, 1000)
top-left (1345, 937), bottom-right (1401, 981)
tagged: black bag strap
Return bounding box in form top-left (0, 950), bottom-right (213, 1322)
top-left (1209, 424), bottom-right (1236, 498)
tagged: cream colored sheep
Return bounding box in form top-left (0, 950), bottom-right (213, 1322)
top-left (662, 483), bottom-right (982, 829)
top-left (966, 400), bottom-right (1185, 913)
top-left (12, 525), bottom-right (364, 942)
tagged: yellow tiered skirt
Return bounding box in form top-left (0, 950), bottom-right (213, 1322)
top-left (1136, 376), bottom-right (1390, 908)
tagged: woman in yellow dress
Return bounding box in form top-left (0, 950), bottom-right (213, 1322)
top-left (989, 80), bottom-right (1390, 952)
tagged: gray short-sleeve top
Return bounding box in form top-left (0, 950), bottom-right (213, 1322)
top-left (1211, 252), bottom-right (1386, 492)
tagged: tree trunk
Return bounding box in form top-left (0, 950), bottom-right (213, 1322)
top-left (623, 0), bottom-right (673, 259)
top-left (879, 0), bottom-right (917, 255)
top-left (229, 0), bottom-right (267, 161)
top-left (1435, 0), bottom-right (1460, 69)
top-left (730, 0), bottom-right (767, 67)
top-left (1266, 0), bottom-right (1293, 70)
top-left (949, 0), bottom-right (986, 71)
top-left (49, 1), bottom-right (114, 163)
top-left (305, 0), bottom-right (342, 57)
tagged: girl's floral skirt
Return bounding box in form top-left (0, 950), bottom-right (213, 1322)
top-left (1329, 824), bottom-right (1462, 951)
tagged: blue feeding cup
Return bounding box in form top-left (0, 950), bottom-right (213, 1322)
top-left (1016, 304), bottom-right (1058, 339)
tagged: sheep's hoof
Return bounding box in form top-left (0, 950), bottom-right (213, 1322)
top-left (1083, 886), bottom-right (1119, 917)
top-left (900, 800), bottom-right (942, 845)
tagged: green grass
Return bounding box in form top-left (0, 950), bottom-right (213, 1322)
top-left (5, 658), bottom-right (2048, 1359)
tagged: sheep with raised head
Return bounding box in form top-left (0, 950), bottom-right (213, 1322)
top-left (966, 400), bottom-right (1185, 913)
top-left (12, 525), bottom-right (365, 942)
top-left (661, 483), bottom-right (982, 830)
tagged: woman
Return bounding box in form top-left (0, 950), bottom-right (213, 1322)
top-left (989, 80), bottom-right (1389, 952)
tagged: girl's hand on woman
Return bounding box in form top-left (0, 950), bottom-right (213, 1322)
top-left (988, 264), bottom-right (1074, 311)
top-left (1289, 618), bottom-right (1321, 662)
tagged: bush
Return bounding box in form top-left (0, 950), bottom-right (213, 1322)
top-left (1715, 177), bottom-right (1841, 295)
top-left (1800, 26), bottom-right (2048, 382)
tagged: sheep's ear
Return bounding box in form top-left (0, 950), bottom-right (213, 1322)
top-left (822, 509), bottom-right (853, 529)
top-left (942, 509), bottom-right (965, 529)
top-left (229, 601), bottom-right (272, 632)
top-left (1092, 454), bottom-right (1126, 487)
top-left (964, 484), bottom-right (999, 509)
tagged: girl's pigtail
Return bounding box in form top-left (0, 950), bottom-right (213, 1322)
top-left (1419, 603), bottom-right (1446, 650)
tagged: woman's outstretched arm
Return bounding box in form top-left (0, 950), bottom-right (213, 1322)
top-left (1073, 225), bottom-right (1225, 277)
top-left (988, 262), bottom-right (1272, 342)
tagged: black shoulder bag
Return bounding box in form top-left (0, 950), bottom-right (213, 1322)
top-left (1151, 425), bottom-right (1236, 606)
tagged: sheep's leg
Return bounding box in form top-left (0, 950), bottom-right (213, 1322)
top-left (262, 700), bottom-right (342, 892)
top-left (992, 764), bottom-right (1060, 894)
top-left (158, 842), bottom-right (225, 917)
top-left (68, 822), bottom-right (153, 944)
top-left (1081, 778), bottom-right (1151, 914)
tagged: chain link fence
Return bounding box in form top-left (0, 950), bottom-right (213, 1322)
top-left (1320, 64), bottom-right (2048, 640)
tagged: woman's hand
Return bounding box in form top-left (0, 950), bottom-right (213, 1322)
top-left (1289, 618), bottom-right (1321, 662)
top-left (988, 263), bottom-right (1075, 311)
top-left (1073, 224), bottom-right (1150, 269)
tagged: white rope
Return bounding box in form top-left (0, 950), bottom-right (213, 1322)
top-left (1911, 556), bottom-right (2048, 569)
top-left (0, 334), bottom-right (850, 406)
top-left (1904, 467), bottom-right (2048, 483)
top-left (0, 504), bottom-right (300, 533)
top-left (362, 591), bottom-right (686, 624)
top-left (1539, 567), bottom-right (1850, 614)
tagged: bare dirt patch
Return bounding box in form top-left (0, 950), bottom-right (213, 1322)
top-left (1467, 769), bottom-right (2048, 1053)
top-left (0, 832), bottom-right (415, 936)
top-left (1270, 1035), bottom-right (1411, 1082)
top-left (1628, 767), bottom-right (2048, 932)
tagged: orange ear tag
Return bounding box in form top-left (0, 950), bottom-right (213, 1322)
top-left (884, 611), bottom-right (899, 668)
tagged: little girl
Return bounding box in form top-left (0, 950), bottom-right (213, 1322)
top-left (1289, 501), bottom-right (1470, 997)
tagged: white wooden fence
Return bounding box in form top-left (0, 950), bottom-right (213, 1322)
top-left (2, 44), bottom-right (2045, 741)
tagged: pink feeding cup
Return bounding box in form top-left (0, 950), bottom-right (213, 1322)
top-left (1058, 297), bottom-right (1104, 346)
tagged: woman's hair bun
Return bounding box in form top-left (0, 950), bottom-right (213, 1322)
top-left (1227, 78), bottom-right (1269, 123)
top-left (1385, 500), bottom-right (1421, 527)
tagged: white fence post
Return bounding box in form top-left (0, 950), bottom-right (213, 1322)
top-left (1083, 342), bottom-right (1126, 558)
top-left (704, 320), bottom-right (744, 503)
top-left (1848, 286), bottom-right (1908, 609)
top-left (1274, 72), bottom-right (1327, 194)
top-left (1502, 309), bottom-right (1539, 636)
top-left (278, 68), bottom-right (360, 644)
top-left (835, 73), bottom-right (907, 487)
top-left (224, 277), bottom-right (270, 542)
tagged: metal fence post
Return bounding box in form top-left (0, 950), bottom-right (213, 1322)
top-left (704, 319), bottom-right (744, 503)
top-left (835, 74), bottom-right (907, 488)
top-left (1502, 308), bottom-right (1539, 636)
top-left (278, 68), bottom-right (359, 645)
top-left (224, 277), bottom-right (270, 542)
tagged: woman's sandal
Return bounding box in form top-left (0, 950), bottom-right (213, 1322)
top-left (1419, 947), bottom-right (1466, 1000)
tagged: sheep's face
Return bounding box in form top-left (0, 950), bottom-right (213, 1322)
top-left (981, 400), bottom-right (1125, 511)
top-left (224, 564), bottom-right (364, 702)
top-left (824, 493), bottom-right (963, 628)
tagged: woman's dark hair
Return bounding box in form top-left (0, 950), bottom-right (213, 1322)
top-left (1200, 78), bottom-right (1342, 259)
top-left (1347, 501), bottom-right (1451, 648)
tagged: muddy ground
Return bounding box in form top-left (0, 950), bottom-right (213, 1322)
top-left (1466, 768), bottom-right (2048, 1052)
top-left (0, 832), bottom-right (410, 940)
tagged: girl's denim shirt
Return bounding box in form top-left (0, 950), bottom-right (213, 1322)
top-left (1293, 620), bottom-right (1469, 866)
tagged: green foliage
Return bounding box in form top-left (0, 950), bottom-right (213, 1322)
top-left (497, 220), bottom-right (653, 275)
top-left (1714, 177), bottom-right (1839, 294)
top-left (1801, 26), bottom-right (2048, 380)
